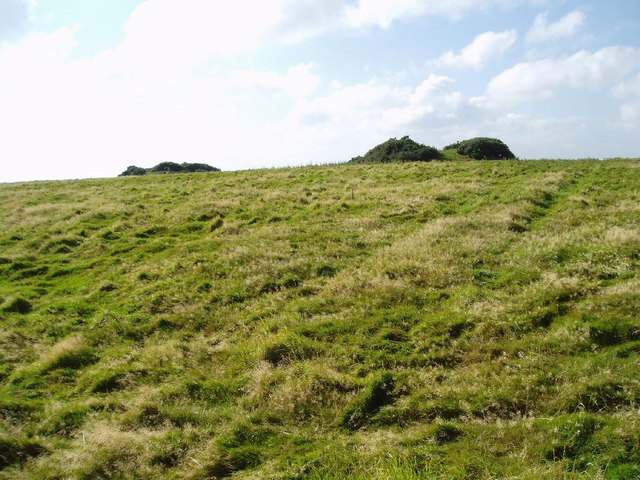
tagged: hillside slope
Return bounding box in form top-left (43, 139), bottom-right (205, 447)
top-left (1, 160), bottom-right (639, 479)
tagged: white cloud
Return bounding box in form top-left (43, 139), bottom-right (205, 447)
top-left (110, 0), bottom-right (540, 71)
top-left (613, 74), bottom-right (640, 99)
top-left (287, 81), bottom-right (407, 132)
top-left (433, 30), bottom-right (517, 69)
top-left (229, 63), bottom-right (321, 99)
top-left (379, 75), bottom-right (464, 128)
top-left (272, 0), bottom-right (349, 43)
top-left (0, 25), bottom-right (324, 181)
top-left (111, 0), bottom-right (284, 75)
top-left (345, 0), bottom-right (425, 29)
top-left (613, 74), bottom-right (640, 127)
top-left (481, 47), bottom-right (640, 106)
top-left (526, 10), bottom-right (585, 43)
top-left (345, 0), bottom-right (546, 28)
top-left (277, 73), bottom-right (469, 165)
top-left (0, 0), bottom-right (33, 41)
top-left (618, 101), bottom-right (640, 126)
top-left (3, 0), bottom-right (542, 80)
top-left (287, 74), bottom-right (464, 133)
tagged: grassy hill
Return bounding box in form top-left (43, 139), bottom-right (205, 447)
top-left (1, 159), bottom-right (639, 479)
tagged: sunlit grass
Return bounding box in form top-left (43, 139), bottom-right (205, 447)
top-left (0, 159), bottom-right (639, 479)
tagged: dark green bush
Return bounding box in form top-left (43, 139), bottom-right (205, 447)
top-left (444, 137), bottom-right (515, 160)
top-left (349, 136), bottom-right (440, 164)
top-left (119, 165), bottom-right (147, 176)
top-left (149, 162), bottom-right (184, 173)
top-left (180, 162), bottom-right (220, 173)
top-left (119, 162), bottom-right (220, 177)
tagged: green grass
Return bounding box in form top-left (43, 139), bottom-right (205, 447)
top-left (0, 159), bottom-right (639, 479)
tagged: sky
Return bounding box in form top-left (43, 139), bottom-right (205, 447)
top-left (1, 0), bottom-right (639, 182)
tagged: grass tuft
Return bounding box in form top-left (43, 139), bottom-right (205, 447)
top-left (340, 371), bottom-right (396, 430)
top-left (2, 297), bottom-right (33, 314)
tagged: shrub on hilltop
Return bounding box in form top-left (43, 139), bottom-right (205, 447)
top-left (119, 166), bottom-right (148, 176)
top-left (349, 136), bottom-right (441, 164)
top-left (444, 137), bottom-right (515, 160)
top-left (180, 162), bottom-right (221, 173)
top-left (149, 162), bottom-right (185, 173)
top-left (119, 162), bottom-right (220, 176)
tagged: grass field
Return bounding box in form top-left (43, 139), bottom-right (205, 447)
top-left (1, 159), bottom-right (639, 479)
